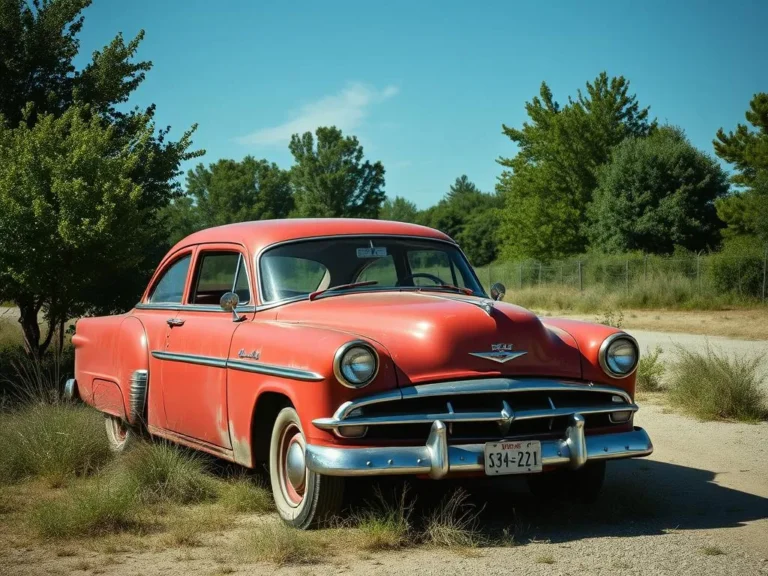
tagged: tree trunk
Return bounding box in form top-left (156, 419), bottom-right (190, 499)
top-left (18, 301), bottom-right (42, 357)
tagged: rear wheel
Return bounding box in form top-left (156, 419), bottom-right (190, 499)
top-left (104, 415), bottom-right (137, 454)
top-left (527, 461), bottom-right (606, 503)
top-left (269, 407), bottom-right (344, 529)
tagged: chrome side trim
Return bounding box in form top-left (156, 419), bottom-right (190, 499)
top-left (305, 417), bottom-right (654, 479)
top-left (136, 303), bottom-right (257, 313)
top-left (326, 378), bottom-right (633, 423)
top-left (598, 333), bottom-right (640, 379)
top-left (151, 351), bottom-right (323, 382)
top-left (151, 351), bottom-right (228, 368)
top-left (227, 359), bottom-right (323, 382)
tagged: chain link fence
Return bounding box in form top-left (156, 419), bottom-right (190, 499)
top-left (474, 249), bottom-right (768, 304)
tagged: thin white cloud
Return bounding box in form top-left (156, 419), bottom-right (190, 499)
top-left (237, 82), bottom-right (399, 146)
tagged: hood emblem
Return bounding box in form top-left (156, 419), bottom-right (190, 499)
top-left (469, 343), bottom-right (527, 364)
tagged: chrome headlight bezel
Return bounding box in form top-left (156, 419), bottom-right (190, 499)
top-left (333, 341), bottom-right (379, 389)
top-left (598, 333), bottom-right (639, 379)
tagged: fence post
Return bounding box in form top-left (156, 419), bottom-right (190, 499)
top-left (763, 245), bottom-right (767, 303)
top-left (519, 263), bottom-right (523, 290)
top-left (644, 253), bottom-right (647, 281)
top-left (560, 263), bottom-right (564, 285)
top-left (488, 262), bottom-right (492, 289)
top-left (698, 252), bottom-right (703, 293)
top-left (625, 259), bottom-right (629, 294)
top-left (738, 259), bottom-right (742, 294)
top-left (578, 261), bottom-right (583, 292)
top-left (538, 262), bottom-right (542, 286)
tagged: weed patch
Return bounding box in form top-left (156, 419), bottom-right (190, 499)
top-left (667, 346), bottom-right (768, 422)
top-left (637, 345), bottom-right (665, 392)
top-left (236, 521), bottom-right (328, 566)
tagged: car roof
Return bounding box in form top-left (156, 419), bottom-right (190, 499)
top-left (171, 218), bottom-right (455, 256)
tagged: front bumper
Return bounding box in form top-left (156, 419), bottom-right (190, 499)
top-left (305, 414), bottom-right (653, 479)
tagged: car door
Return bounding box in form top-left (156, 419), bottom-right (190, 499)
top-left (135, 248), bottom-right (196, 431)
top-left (159, 244), bottom-right (255, 449)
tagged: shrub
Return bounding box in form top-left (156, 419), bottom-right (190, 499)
top-left (667, 345), bottom-right (768, 422)
top-left (637, 345), bottom-right (665, 392)
top-left (0, 404), bottom-right (112, 486)
top-left (32, 481), bottom-right (138, 538)
top-left (119, 442), bottom-right (217, 504)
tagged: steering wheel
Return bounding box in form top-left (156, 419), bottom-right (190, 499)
top-left (396, 272), bottom-right (447, 287)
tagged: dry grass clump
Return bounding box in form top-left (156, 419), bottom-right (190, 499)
top-left (667, 345), bottom-right (767, 422)
top-left (31, 481), bottom-right (139, 538)
top-left (0, 403), bottom-right (112, 486)
top-left (422, 489), bottom-right (485, 548)
top-left (216, 475), bottom-right (274, 514)
top-left (237, 520), bottom-right (328, 566)
top-left (351, 487), bottom-right (414, 551)
top-left (636, 345), bottom-right (665, 392)
top-left (119, 442), bottom-right (217, 505)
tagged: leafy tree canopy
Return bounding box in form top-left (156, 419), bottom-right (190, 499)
top-left (379, 195), bottom-right (419, 223)
top-left (163, 157), bottom-right (293, 245)
top-left (713, 93), bottom-right (768, 243)
top-left (588, 126), bottom-right (728, 254)
top-left (289, 126), bottom-right (385, 218)
top-left (497, 73), bottom-right (655, 260)
top-left (0, 0), bottom-right (200, 355)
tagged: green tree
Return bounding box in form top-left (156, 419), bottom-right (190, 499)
top-left (497, 73), bottom-right (654, 259)
top-left (163, 157), bottom-right (293, 244)
top-left (713, 93), bottom-right (768, 243)
top-left (289, 126), bottom-right (385, 218)
top-left (0, 0), bottom-right (200, 355)
top-left (588, 126), bottom-right (728, 253)
top-left (379, 196), bottom-right (419, 223)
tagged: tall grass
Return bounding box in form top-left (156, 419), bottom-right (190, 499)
top-left (637, 346), bottom-right (665, 392)
top-left (0, 404), bottom-right (112, 486)
top-left (667, 346), bottom-right (768, 422)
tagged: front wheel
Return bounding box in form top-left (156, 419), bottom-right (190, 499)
top-left (269, 407), bottom-right (344, 529)
top-left (527, 461), bottom-right (606, 503)
top-left (104, 415), bottom-right (138, 454)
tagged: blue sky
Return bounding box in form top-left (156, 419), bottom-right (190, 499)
top-left (76, 0), bottom-right (767, 208)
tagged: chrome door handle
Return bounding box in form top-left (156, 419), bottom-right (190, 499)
top-left (166, 318), bottom-right (185, 327)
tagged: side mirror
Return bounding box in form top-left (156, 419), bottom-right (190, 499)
top-left (220, 292), bottom-right (243, 322)
top-left (490, 282), bottom-right (506, 302)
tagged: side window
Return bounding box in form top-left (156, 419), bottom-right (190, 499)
top-left (190, 252), bottom-right (250, 305)
top-left (356, 255), bottom-right (398, 285)
top-left (149, 255), bottom-right (192, 303)
top-left (407, 250), bottom-right (466, 287)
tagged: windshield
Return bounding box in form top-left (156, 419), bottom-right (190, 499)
top-left (259, 237), bottom-right (485, 303)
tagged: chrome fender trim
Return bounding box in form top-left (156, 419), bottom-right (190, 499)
top-left (305, 415), bottom-right (653, 479)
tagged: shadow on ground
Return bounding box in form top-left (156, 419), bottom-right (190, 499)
top-left (344, 458), bottom-right (768, 542)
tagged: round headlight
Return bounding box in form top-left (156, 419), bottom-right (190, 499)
top-left (599, 334), bottom-right (639, 378)
top-left (333, 341), bottom-right (378, 388)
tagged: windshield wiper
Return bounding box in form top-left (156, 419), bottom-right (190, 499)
top-left (309, 281), bottom-right (379, 301)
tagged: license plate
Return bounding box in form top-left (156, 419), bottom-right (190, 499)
top-left (484, 440), bottom-right (543, 475)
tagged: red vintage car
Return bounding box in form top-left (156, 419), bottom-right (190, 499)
top-left (67, 219), bottom-right (653, 528)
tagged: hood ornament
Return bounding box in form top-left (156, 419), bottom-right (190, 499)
top-left (469, 343), bottom-right (527, 364)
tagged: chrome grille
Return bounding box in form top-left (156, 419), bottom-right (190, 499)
top-left (313, 378), bottom-right (636, 442)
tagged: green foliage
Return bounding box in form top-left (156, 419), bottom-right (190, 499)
top-left (497, 73), bottom-right (655, 260)
top-left (595, 310), bottom-right (624, 328)
top-left (637, 346), bottom-right (665, 392)
top-left (119, 442), bottom-right (217, 505)
top-left (0, 403), bottom-right (112, 486)
top-left (379, 195), bottom-right (419, 223)
top-left (163, 156), bottom-right (293, 244)
top-left (289, 126), bottom-right (385, 218)
top-left (708, 236), bottom-right (766, 298)
top-left (0, 1), bottom-right (200, 356)
top-left (667, 346), bottom-right (767, 422)
top-left (589, 126), bottom-right (728, 253)
top-left (217, 476), bottom-right (274, 513)
top-left (714, 93), bottom-right (768, 243)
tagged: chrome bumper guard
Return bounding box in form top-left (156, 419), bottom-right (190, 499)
top-left (305, 414), bottom-right (653, 479)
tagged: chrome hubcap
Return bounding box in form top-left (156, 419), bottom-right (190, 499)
top-left (286, 440), bottom-right (306, 490)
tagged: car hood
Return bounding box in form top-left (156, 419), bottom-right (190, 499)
top-left (274, 291), bottom-right (582, 385)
